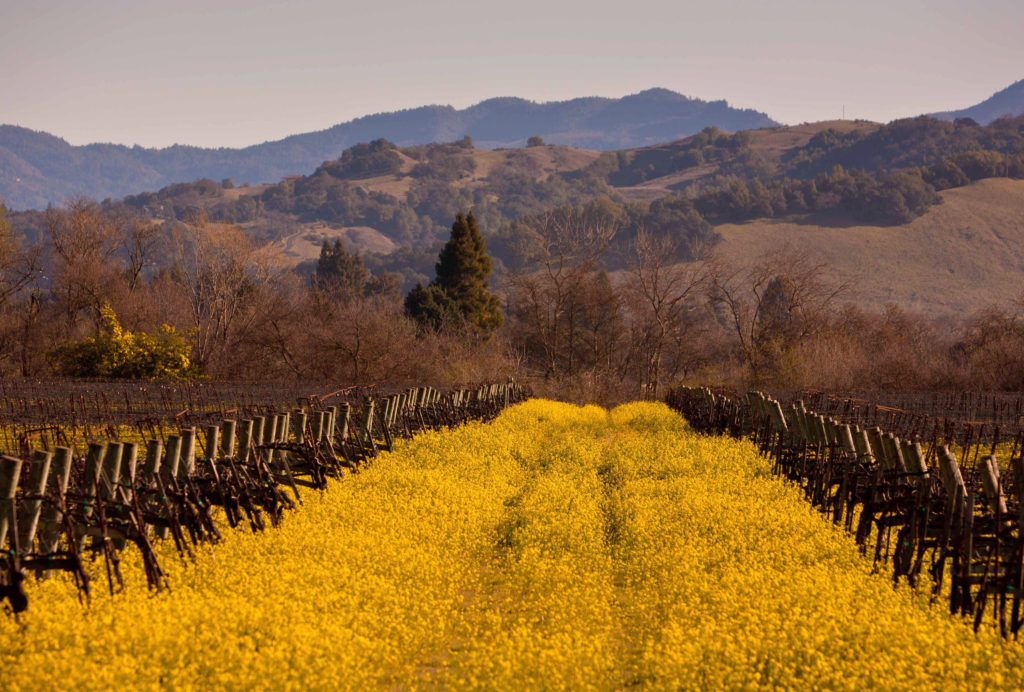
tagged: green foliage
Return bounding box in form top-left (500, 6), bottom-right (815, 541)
top-left (58, 304), bottom-right (196, 379)
top-left (406, 211), bottom-right (503, 335)
top-left (316, 238), bottom-right (369, 296)
top-left (319, 139), bottom-right (403, 180)
top-left (527, 136), bottom-right (545, 147)
top-left (690, 165), bottom-right (943, 226)
top-left (403, 282), bottom-right (462, 332)
top-left (409, 141), bottom-right (478, 182)
top-left (949, 150), bottom-right (1007, 180)
top-left (232, 138), bottom-right (615, 249)
top-left (790, 116), bottom-right (1024, 176)
top-left (607, 127), bottom-right (756, 186)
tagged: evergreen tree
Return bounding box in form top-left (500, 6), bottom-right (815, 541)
top-left (406, 211), bottom-right (503, 335)
top-left (403, 282), bottom-right (461, 332)
top-left (315, 238), bottom-right (368, 296)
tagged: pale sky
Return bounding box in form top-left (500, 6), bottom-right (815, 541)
top-left (2, 0), bottom-right (1022, 149)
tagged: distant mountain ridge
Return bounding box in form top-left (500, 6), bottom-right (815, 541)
top-left (0, 88), bottom-right (777, 210)
top-left (930, 79), bottom-right (1024, 124)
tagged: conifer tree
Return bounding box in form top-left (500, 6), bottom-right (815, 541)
top-left (315, 238), bottom-right (368, 296)
top-left (403, 282), bottom-right (461, 332)
top-left (405, 211), bottom-right (503, 335)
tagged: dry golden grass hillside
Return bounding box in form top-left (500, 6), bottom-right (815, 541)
top-left (710, 178), bottom-right (1024, 316)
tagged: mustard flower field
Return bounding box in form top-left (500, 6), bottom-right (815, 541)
top-left (3, 400), bottom-right (1024, 690)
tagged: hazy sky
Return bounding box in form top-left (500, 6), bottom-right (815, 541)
top-left (2, 0), bottom-right (1022, 149)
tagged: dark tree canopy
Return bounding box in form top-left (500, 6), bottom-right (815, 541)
top-left (406, 211), bottom-right (503, 335)
top-left (316, 238), bottom-right (369, 296)
top-left (403, 282), bottom-right (461, 332)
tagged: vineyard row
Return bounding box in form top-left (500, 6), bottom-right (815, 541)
top-left (0, 382), bottom-right (526, 615)
top-left (667, 385), bottom-right (1024, 638)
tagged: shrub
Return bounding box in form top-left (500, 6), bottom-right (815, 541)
top-left (57, 304), bottom-right (196, 379)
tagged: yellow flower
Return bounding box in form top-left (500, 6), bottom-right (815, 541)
top-left (3, 400), bottom-right (1023, 690)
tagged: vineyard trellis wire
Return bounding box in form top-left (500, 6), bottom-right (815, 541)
top-left (0, 379), bottom-right (526, 616)
top-left (666, 385), bottom-right (1024, 638)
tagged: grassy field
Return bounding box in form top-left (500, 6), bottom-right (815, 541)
top-left (3, 400), bottom-right (1023, 690)
top-left (712, 177), bottom-right (1024, 317)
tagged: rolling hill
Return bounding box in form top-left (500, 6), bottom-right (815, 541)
top-left (930, 78), bottom-right (1024, 124)
top-left (0, 88), bottom-right (776, 211)
top-left (9, 113), bottom-right (1024, 318)
top-left (708, 178), bottom-right (1024, 316)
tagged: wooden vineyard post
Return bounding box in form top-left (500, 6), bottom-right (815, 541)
top-left (162, 436), bottom-right (182, 480)
top-left (141, 440), bottom-right (164, 487)
top-left (902, 441), bottom-right (929, 477)
top-left (157, 436), bottom-right (181, 540)
top-left (0, 455), bottom-right (24, 550)
top-left (76, 443), bottom-right (106, 551)
top-left (311, 411), bottom-right (325, 444)
top-left (326, 405), bottom-right (337, 439)
top-left (113, 443), bottom-right (138, 550)
top-left (331, 403), bottom-right (353, 466)
top-left (291, 411), bottom-right (307, 445)
top-left (275, 414), bottom-right (288, 445)
top-left (868, 428), bottom-right (889, 471)
top-left (883, 433), bottom-right (908, 474)
top-left (360, 400), bottom-right (377, 454)
top-left (381, 396), bottom-right (395, 451)
top-left (979, 455), bottom-right (1009, 518)
top-left (221, 420), bottom-right (237, 458)
top-left (238, 420), bottom-right (253, 461)
top-left (89, 442), bottom-right (124, 551)
top-left (335, 403), bottom-right (350, 442)
top-left (36, 447), bottom-right (72, 568)
top-left (99, 443), bottom-right (124, 502)
top-left (938, 444), bottom-right (969, 612)
top-left (262, 412), bottom-right (300, 502)
top-left (261, 415), bottom-right (277, 467)
top-left (205, 426), bottom-right (220, 462)
top-left (178, 428), bottom-right (196, 479)
top-left (252, 417), bottom-right (266, 450)
top-left (854, 429), bottom-right (880, 546)
top-left (83, 443), bottom-right (106, 501)
top-left (16, 450), bottom-right (52, 553)
top-left (832, 425), bottom-right (856, 525)
top-left (120, 443), bottom-right (138, 497)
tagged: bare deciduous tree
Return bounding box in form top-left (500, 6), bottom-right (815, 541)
top-left (167, 215), bottom-right (287, 374)
top-left (708, 246), bottom-right (848, 382)
top-left (624, 227), bottom-right (709, 396)
top-left (46, 198), bottom-right (125, 330)
top-left (507, 206), bottom-right (619, 377)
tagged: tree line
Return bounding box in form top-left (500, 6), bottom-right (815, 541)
top-left (3, 197), bottom-right (1024, 400)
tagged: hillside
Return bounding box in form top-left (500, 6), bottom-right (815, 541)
top-left (709, 178), bottom-right (1024, 316)
top-left (0, 88), bottom-right (776, 211)
top-left (931, 78), bottom-right (1024, 124)
top-left (9, 114), bottom-right (1024, 317)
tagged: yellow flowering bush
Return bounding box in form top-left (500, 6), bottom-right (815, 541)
top-left (2, 400), bottom-right (1024, 690)
top-left (56, 303), bottom-right (195, 379)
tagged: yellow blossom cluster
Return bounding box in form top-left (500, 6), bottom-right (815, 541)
top-left (2, 400), bottom-right (1024, 690)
